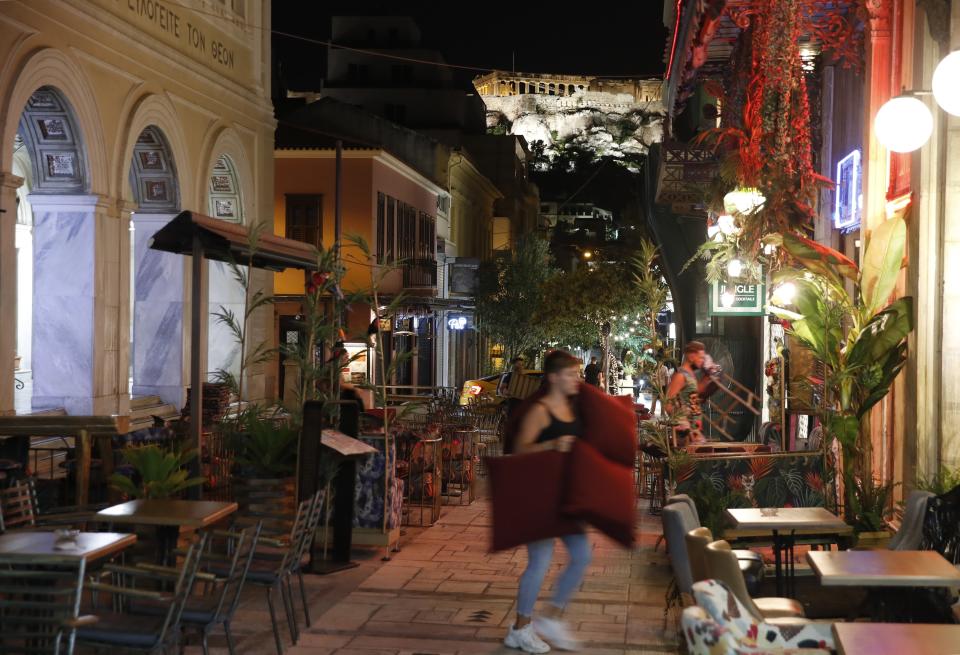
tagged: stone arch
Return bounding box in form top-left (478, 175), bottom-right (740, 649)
top-left (519, 81), bottom-right (527, 94)
top-left (115, 93), bottom-right (191, 208)
top-left (199, 126), bottom-right (253, 223)
top-left (2, 47), bottom-right (107, 194)
top-left (16, 87), bottom-right (87, 193)
top-left (2, 67), bottom-right (104, 412)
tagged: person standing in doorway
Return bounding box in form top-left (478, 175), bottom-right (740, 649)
top-left (665, 341), bottom-right (707, 446)
top-left (583, 356), bottom-right (600, 387)
top-left (504, 350), bottom-right (591, 653)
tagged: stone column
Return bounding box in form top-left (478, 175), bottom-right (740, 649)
top-left (131, 212), bottom-right (185, 406)
top-left (0, 173), bottom-right (22, 415)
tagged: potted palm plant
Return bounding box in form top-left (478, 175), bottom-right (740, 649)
top-left (109, 443), bottom-right (205, 500)
top-left (769, 214), bottom-right (913, 524)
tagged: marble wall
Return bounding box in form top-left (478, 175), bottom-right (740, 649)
top-left (207, 260), bottom-right (245, 384)
top-left (132, 213), bottom-right (184, 406)
top-left (30, 201), bottom-right (95, 414)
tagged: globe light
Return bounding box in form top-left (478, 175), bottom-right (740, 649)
top-left (721, 288), bottom-right (735, 308)
top-left (717, 214), bottom-right (739, 236)
top-left (875, 95), bottom-right (933, 152)
top-left (933, 50), bottom-right (960, 116)
top-left (772, 281), bottom-right (797, 305)
top-left (723, 188), bottom-right (766, 215)
top-left (727, 258), bottom-right (743, 278)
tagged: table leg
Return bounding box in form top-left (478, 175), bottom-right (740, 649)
top-left (155, 525), bottom-right (179, 565)
top-left (76, 429), bottom-right (91, 507)
top-left (772, 530), bottom-right (783, 596)
top-left (785, 531), bottom-right (796, 598)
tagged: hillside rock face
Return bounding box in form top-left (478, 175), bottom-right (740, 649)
top-left (483, 92), bottom-right (665, 172)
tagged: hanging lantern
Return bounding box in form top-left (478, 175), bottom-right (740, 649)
top-left (875, 95), bottom-right (933, 152)
top-left (933, 50), bottom-right (960, 117)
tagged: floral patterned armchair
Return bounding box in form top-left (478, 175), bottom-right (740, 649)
top-left (690, 580), bottom-right (834, 653)
top-left (682, 606), bottom-right (831, 655)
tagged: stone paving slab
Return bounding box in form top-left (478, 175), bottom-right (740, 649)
top-left (287, 499), bottom-right (679, 655)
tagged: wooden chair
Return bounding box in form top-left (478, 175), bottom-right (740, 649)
top-left (77, 535), bottom-right (207, 654)
top-left (0, 554), bottom-right (96, 655)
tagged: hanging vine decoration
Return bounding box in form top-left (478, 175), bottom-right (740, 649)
top-left (686, 0), bottom-right (867, 280)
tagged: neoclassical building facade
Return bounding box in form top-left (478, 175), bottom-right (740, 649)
top-left (0, 0), bottom-right (275, 415)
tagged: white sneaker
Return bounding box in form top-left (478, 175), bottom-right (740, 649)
top-left (504, 623), bottom-right (551, 653)
top-left (533, 616), bottom-right (580, 651)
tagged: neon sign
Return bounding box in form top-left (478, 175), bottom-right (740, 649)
top-left (834, 149), bottom-right (862, 230)
top-left (447, 316), bottom-right (468, 330)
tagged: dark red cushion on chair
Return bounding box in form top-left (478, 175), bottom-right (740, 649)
top-left (576, 383), bottom-right (637, 467)
top-left (562, 440), bottom-right (636, 548)
top-left (486, 450), bottom-right (582, 552)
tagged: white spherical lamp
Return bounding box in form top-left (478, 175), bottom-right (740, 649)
top-left (933, 50), bottom-right (960, 116)
top-left (727, 258), bottom-right (743, 278)
top-left (717, 214), bottom-right (739, 236)
top-left (720, 288), bottom-right (735, 308)
top-left (875, 96), bottom-right (933, 152)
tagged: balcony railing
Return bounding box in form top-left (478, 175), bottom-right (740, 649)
top-left (403, 259), bottom-right (437, 289)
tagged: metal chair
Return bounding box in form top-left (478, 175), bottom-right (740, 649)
top-left (127, 523), bottom-right (263, 655)
top-left (77, 535), bottom-right (207, 654)
top-left (0, 554), bottom-right (94, 655)
top-left (0, 477), bottom-right (102, 533)
top-left (243, 491), bottom-right (323, 655)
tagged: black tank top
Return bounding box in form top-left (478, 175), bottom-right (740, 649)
top-left (535, 401), bottom-right (583, 443)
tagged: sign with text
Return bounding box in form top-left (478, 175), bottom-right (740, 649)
top-left (709, 278), bottom-right (766, 316)
top-left (92, 0), bottom-right (254, 86)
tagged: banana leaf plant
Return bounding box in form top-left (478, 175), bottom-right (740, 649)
top-left (110, 444), bottom-right (206, 500)
top-left (768, 214), bottom-right (913, 523)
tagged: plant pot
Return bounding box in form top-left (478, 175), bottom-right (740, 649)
top-left (855, 529), bottom-right (892, 549)
top-left (233, 475), bottom-right (296, 537)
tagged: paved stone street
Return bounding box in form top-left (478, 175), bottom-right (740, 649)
top-left (281, 499), bottom-right (678, 655)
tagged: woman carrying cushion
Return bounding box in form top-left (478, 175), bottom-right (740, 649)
top-left (504, 349), bottom-right (591, 654)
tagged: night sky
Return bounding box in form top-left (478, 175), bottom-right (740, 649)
top-left (272, 2), bottom-right (667, 92)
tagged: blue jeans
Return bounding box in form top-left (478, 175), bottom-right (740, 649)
top-left (517, 532), bottom-right (592, 618)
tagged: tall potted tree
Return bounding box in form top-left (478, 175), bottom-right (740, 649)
top-left (769, 215), bottom-right (913, 525)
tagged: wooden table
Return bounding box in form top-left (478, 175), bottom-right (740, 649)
top-left (833, 622), bottom-right (960, 655)
top-left (0, 531), bottom-right (135, 562)
top-left (726, 507), bottom-right (851, 597)
top-left (808, 550), bottom-right (960, 622)
top-left (97, 499), bottom-right (237, 563)
top-left (807, 550), bottom-right (960, 587)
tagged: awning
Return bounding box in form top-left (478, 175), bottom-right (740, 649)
top-left (146, 210), bottom-right (320, 499)
top-left (149, 210), bottom-right (319, 271)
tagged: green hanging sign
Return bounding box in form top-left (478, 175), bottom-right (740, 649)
top-left (709, 278), bottom-right (766, 316)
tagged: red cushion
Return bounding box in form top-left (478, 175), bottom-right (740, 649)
top-left (486, 451), bottom-right (582, 552)
top-left (577, 383), bottom-right (637, 466)
top-left (562, 440), bottom-right (636, 547)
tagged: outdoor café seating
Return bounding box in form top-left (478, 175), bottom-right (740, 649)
top-left (686, 579), bottom-right (834, 654)
top-left (77, 535), bottom-right (207, 654)
top-left (703, 539), bottom-right (805, 619)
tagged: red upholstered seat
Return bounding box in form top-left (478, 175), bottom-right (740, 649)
top-left (562, 440), bottom-right (636, 547)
